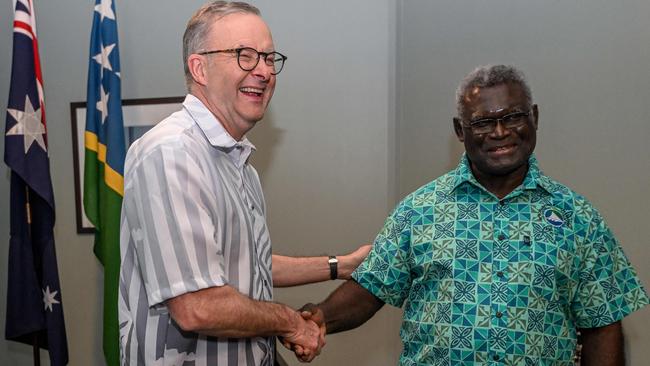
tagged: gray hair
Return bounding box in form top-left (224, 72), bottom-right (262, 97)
top-left (455, 65), bottom-right (533, 117)
top-left (182, 1), bottom-right (261, 90)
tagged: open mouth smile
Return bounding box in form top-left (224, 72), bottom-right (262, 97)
top-left (240, 86), bottom-right (264, 98)
top-left (487, 144), bottom-right (516, 156)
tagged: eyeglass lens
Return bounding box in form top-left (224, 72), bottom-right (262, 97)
top-left (470, 112), bottom-right (529, 134)
top-left (237, 47), bottom-right (285, 75)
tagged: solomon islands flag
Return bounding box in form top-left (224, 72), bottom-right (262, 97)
top-left (83, 0), bottom-right (126, 365)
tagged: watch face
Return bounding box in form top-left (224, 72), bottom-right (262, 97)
top-left (328, 257), bottom-right (338, 264)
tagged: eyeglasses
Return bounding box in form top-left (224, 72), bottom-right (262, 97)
top-left (463, 110), bottom-right (532, 135)
top-left (197, 47), bottom-right (287, 75)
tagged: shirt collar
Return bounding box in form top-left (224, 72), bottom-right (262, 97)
top-left (449, 153), bottom-right (554, 195)
top-left (182, 94), bottom-right (256, 167)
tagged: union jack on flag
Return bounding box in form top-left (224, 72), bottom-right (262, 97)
top-left (4, 0), bottom-right (68, 365)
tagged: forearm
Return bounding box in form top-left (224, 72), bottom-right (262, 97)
top-left (318, 280), bottom-right (384, 334)
top-left (272, 244), bottom-right (371, 287)
top-left (579, 321), bottom-right (624, 366)
top-left (167, 285), bottom-right (298, 338)
top-left (272, 254), bottom-right (332, 287)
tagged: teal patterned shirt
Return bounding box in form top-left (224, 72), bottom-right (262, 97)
top-left (352, 155), bottom-right (649, 365)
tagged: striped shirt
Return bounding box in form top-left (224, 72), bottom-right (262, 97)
top-left (119, 94), bottom-right (274, 365)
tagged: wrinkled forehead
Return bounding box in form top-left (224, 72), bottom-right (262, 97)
top-left (462, 83), bottom-right (528, 116)
top-left (207, 13), bottom-right (274, 50)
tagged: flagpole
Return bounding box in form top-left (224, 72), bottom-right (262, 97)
top-left (24, 187), bottom-right (41, 366)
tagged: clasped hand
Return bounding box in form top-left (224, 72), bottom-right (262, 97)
top-left (281, 305), bottom-right (326, 362)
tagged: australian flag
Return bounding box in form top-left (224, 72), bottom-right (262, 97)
top-left (4, 1), bottom-right (69, 365)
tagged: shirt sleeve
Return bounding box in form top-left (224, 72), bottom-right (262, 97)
top-left (122, 141), bottom-right (227, 308)
top-left (571, 213), bottom-right (649, 328)
top-left (352, 199), bottom-right (414, 308)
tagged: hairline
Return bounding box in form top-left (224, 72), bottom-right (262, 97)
top-left (455, 65), bottom-right (533, 118)
top-left (182, 1), bottom-right (262, 91)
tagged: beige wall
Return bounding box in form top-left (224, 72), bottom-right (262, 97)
top-left (1, 0), bottom-right (648, 365)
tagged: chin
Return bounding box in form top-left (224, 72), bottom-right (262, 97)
top-left (248, 114), bottom-right (264, 123)
top-left (244, 108), bottom-right (267, 122)
top-left (486, 159), bottom-right (527, 176)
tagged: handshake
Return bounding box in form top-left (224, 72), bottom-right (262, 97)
top-left (280, 303), bottom-right (326, 363)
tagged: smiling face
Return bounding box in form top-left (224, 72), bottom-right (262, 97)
top-left (188, 13), bottom-right (276, 140)
top-left (454, 82), bottom-right (539, 182)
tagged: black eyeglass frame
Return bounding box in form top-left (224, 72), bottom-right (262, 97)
top-left (463, 109), bottom-right (533, 135)
top-left (197, 47), bottom-right (287, 75)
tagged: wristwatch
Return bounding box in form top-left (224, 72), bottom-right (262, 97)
top-left (328, 255), bottom-right (338, 280)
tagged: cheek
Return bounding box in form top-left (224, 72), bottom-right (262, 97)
top-left (466, 136), bottom-right (484, 151)
top-left (519, 129), bottom-right (536, 148)
top-left (266, 79), bottom-right (276, 98)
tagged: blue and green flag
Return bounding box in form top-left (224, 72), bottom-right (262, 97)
top-left (84, 0), bottom-right (125, 364)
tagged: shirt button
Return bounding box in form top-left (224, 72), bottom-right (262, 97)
top-left (496, 271), bottom-right (504, 278)
top-left (498, 234), bottom-right (506, 241)
top-left (493, 354), bottom-right (500, 361)
top-left (496, 311), bottom-right (503, 318)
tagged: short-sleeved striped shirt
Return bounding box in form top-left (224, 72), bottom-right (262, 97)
top-left (119, 94), bottom-right (274, 365)
top-left (353, 155), bottom-right (649, 365)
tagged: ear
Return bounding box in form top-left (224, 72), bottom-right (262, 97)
top-left (187, 54), bottom-right (208, 86)
top-left (531, 104), bottom-right (539, 130)
top-left (453, 117), bottom-right (465, 142)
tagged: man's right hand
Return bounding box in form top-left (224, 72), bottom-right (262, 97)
top-left (281, 309), bottom-right (325, 362)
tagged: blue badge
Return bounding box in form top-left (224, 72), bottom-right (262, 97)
top-left (543, 207), bottom-right (564, 227)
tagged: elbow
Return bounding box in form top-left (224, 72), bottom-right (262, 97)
top-left (167, 295), bottom-right (209, 333)
top-left (169, 303), bottom-right (201, 332)
top-left (166, 286), bottom-right (235, 334)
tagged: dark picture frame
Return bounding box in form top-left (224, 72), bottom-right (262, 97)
top-left (70, 96), bottom-right (185, 234)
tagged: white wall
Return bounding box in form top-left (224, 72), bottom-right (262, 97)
top-left (1, 0), bottom-right (649, 365)
top-left (396, 1), bottom-right (650, 365)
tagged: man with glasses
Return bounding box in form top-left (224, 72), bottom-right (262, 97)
top-left (301, 65), bottom-right (648, 365)
top-left (118, 2), bottom-right (370, 365)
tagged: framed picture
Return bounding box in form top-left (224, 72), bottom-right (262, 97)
top-left (70, 96), bottom-right (184, 234)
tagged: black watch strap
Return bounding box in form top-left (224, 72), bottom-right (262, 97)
top-left (328, 255), bottom-right (338, 280)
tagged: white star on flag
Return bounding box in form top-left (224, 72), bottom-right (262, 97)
top-left (94, 0), bottom-right (116, 22)
top-left (96, 85), bottom-right (110, 124)
top-left (6, 95), bottom-right (47, 154)
top-left (92, 42), bottom-right (116, 73)
top-left (42, 286), bottom-right (60, 312)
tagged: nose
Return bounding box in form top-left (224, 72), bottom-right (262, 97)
top-left (251, 59), bottom-right (273, 81)
top-left (490, 119), bottom-right (511, 138)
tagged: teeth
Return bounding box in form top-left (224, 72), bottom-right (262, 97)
top-left (240, 87), bottom-right (263, 94)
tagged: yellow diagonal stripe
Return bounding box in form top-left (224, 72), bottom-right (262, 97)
top-left (84, 131), bottom-right (124, 196)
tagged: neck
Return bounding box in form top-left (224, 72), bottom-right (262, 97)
top-left (189, 88), bottom-right (246, 141)
top-left (470, 162), bottom-right (529, 199)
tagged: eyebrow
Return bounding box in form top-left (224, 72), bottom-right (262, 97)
top-left (471, 108), bottom-right (526, 120)
top-left (236, 44), bottom-right (276, 52)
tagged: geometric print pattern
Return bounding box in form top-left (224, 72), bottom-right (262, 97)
top-left (353, 155), bottom-right (649, 365)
